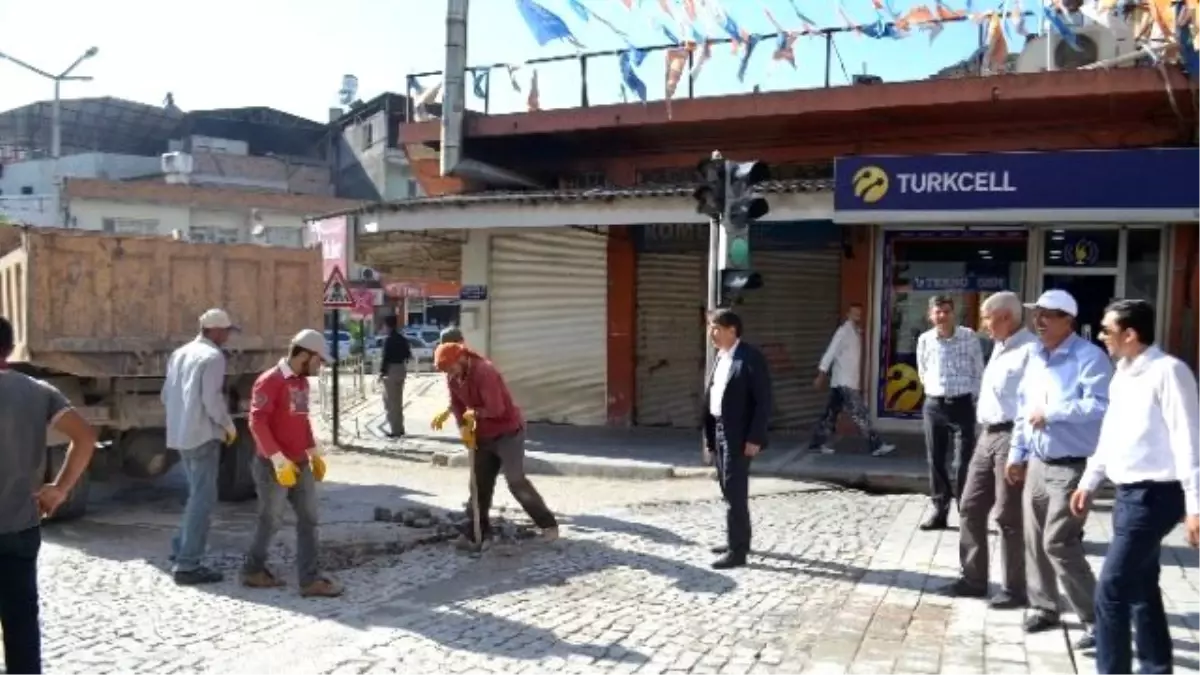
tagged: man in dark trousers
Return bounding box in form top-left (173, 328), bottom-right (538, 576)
top-left (702, 309), bottom-right (772, 570)
top-left (0, 317), bottom-right (97, 674)
top-left (379, 315), bottom-right (412, 438)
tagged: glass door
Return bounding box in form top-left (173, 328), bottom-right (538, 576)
top-left (1041, 273), bottom-right (1117, 348)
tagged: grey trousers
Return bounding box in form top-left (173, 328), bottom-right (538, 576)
top-left (959, 426), bottom-right (1025, 594)
top-left (383, 364), bottom-right (407, 435)
top-left (1024, 457), bottom-right (1096, 622)
top-left (244, 457), bottom-right (320, 586)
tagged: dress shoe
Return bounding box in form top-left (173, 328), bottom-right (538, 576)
top-left (711, 545), bottom-right (729, 554)
top-left (1073, 624), bottom-right (1096, 650)
top-left (919, 513), bottom-right (949, 531)
top-left (711, 552), bottom-right (747, 569)
top-left (940, 578), bottom-right (987, 598)
top-left (173, 566), bottom-right (224, 586)
top-left (1023, 611), bottom-right (1061, 633)
top-left (988, 590), bottom-right (1027, 610)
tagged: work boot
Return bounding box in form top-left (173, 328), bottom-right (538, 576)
top-left (538, 526), bottom-right (560, 543)
top-left (173, 566), bottom-right (224, 586)
top-left (300, 577), bottom-right (344, 598)
top-left (241, 568), bottom-right (286, 589)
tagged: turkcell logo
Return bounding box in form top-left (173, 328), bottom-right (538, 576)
top-left (894, 171), bottom-right (1017, 194)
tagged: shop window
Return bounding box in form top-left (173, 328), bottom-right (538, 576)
top-left (1043, 229), bottom-right (1119, 268)
top-left (1124, 228), bottom-right (1161, 309)
top-left (879, 231), bottom-right (1028, 419)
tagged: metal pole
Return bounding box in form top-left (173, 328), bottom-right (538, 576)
top-left (704, 214), bottom-right (720, 382)
top-left (51, 79), bottom-right (61, 158)
top-left (331, 309), bottom-right (341, 445)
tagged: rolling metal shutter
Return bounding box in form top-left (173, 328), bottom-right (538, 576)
top-left (739, 249), bottom-right (842, 430)
top-left (489, 228), bottom-right (608, 425)
top-left (635, 252), bottom-right (706, 427)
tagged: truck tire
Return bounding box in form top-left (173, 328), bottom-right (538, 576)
top-left (118, 429), bottom-right (178, 480)
top-left (44, 444), bottom-right (90, 522)
top-left (218, 419), bottom-right (257, 502)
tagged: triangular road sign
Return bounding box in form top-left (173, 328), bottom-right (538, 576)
top-left (323, 266), bottom-right (354, 308)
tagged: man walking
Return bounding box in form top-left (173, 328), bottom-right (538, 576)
top-left (946, 291), bottom-right (1034, 608)
top-left (1005, 289), bottom-right (1112, 648)
top-left (810, 302), bottom-right (895, 457)
top-left (433, 342), bottom-right (559, 548)
top-left (1072, 299), bottom-right (1199, 674)
top-left (242, 329), bottom-right (342, 597)
top-left (916, 295), bottom-right (985, 530)
top-left (162, 308), bottom-right (238, 585)
top-left (702, 309), bottom-right (773, 570)
top-left (0, 317), bottom-right (97, 675)
top-left (379, 315), bottom-right (412, 438)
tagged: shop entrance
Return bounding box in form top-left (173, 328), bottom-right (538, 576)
top-left (1040, 273), bottom-right (1116, 348)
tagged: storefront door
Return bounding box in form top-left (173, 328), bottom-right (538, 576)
top-left (1041, 273), bottom-right (1116, 348)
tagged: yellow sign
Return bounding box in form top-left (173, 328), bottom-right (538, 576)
top-left (884, 363), bottom-right (923, 412)
top-left (851, 165), bottom-right (890, 204)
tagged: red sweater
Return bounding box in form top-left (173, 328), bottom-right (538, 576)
top-left (249, 361), bottom-right (316, 463)
top-left (448, 357), bottom-right (524, 441)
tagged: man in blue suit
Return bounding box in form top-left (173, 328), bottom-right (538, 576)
top-left (703, 309), bottom-right (773, 570)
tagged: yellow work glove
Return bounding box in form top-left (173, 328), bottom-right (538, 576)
top-left (223, 426), bottom-right (238, 445)
top-left (431, 408), bottom-right (452, 431)
top-left (309, 448), bottom-right (327, 482)
top-left (463, 409), bottom-right (477, 430)
top-left (270, 453), bottom-right (298, 488)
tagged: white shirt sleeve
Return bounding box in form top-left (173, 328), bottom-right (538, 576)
top-left (1160, 360), bottom-right (1200, 515)
top-left (916, 333), bottom-right (927, 384)
top-left (818, 325), bottom-right (846, 374)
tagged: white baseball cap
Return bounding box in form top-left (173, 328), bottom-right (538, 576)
top-left (1024, 290), bottom-right (1079, 317)
top-left (199, 308), bottom-right (237, 330)
top-left (291, 328), bottom-right (332, 362)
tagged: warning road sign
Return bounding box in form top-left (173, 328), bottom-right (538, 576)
top-left (323, 266), bottom-right (354, 308)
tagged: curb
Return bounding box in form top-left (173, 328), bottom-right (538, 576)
top-left (431, 449), bottom-right (684, 481)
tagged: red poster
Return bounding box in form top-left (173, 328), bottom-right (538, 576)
top-left (309, 217), bottom-right (349, 282)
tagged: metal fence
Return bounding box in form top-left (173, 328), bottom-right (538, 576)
top-left (316, 356), bottom-right (374, 419)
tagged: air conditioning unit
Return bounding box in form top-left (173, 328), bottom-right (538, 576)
top-left (353, 266), bottom-right (381, 282)
top-left (1015, 18), bottom-right (1139, 72)
top-left (161, 152), bottom-right (194, 184)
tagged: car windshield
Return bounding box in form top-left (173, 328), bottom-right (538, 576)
top-left (421, 331), bottom-right (440, 344)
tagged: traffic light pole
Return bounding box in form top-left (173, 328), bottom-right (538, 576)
top-left (704, 213), bottom-right (721, 381)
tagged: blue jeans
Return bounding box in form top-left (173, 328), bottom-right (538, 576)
top-left (1095, 481), bottom-right (1185, 675)
top-left (171, 440), bottom-right (221, 573)
top-left (0, 527), bottom-right (41, 674)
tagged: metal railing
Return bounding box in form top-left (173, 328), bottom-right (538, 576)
top-left (316, 356), bottom-right (374, 419)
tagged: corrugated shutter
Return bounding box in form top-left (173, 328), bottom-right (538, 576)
top-left (490, 228), bottom-right (608, 425)
top-left (740, 250), bottom-right (842, 430)
top-left (635, 252), bottom-right (706, 427)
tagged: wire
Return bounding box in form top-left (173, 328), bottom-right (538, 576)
top-left (830, 37), bottom-right (853, 83)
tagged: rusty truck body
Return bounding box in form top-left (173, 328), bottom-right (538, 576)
top-left (0, 226), bottom-right (323, 518)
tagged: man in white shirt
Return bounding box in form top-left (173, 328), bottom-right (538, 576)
top-left (916, 295), bottom-right (985, 530)
top-left (810, 303), bottom-right (896, 457)
top-left (161, 308), bottom-right (239, 586)
top-left (946, 291), bottom-right (1035, 608)
top-left (1071, 299), bottom-right (1200, 675)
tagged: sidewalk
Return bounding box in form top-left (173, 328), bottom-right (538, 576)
top-left (313, 380), bottom-right (935, 491)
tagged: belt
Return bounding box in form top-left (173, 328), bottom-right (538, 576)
top-left (1040, 456), bottom-right (1088, 467)
top-left (981, 421), bottom-right (1014, 433)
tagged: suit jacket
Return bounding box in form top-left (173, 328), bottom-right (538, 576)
top-left (702, 341), bottom-right (773, 455)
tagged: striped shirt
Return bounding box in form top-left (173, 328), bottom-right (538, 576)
top-left (917, 325), bottom-right (985, 399)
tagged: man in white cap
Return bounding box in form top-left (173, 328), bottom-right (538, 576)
top-left (1005, 289), bottom-right (1113, 649)
top-left (161, 308), bottom-right (239, 585)
top-left (241, 329), bottom-right (342, 597)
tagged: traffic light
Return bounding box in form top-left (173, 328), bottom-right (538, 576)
top-left (692, 152), bottom-right (727, 219)
top-left (718, 159), bottom-right (769, 305)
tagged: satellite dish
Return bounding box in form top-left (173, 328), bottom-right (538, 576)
top-left (338, 74), bottom-right (359, 106)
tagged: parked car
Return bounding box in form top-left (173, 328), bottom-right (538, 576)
top-left (365, 334), bottom-right (434, 371)
top-left (402, 325), bottom-right (443, 346)
top-left (324, 329), bottom-right (353, 360)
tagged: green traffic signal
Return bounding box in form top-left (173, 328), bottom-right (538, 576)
top-left (728, 236), bottom-right (750, 267)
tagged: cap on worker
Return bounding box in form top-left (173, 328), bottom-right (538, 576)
top-left (439, 326), bottom-right (465, 344)
top-left (199, 308), bottom-right (237, 330)
top-left (1024, 289), bottom-right (1079, 317)
top-left (291, 328), bottom-right (332, 362)
top-left (434, 342), bottom-right (467, 371)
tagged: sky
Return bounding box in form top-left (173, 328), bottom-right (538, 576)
top-left (0, 0), bottom-right (1007, 123)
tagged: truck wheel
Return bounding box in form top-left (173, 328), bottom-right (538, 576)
top-left (118, 429), bottom-right (179, 480)
top-left (218, 419), bottom-right (256, 502)
top-left (44, 445), bottom-right (91, 522)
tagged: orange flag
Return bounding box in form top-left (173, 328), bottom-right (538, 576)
top-left (527, 69), bottom-right (540, 112)
top-left (985, 11), bottom-right (1009, 70)
top-left (665, 47), bottom-right (689, 120)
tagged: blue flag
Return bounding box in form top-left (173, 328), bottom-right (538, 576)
top-left (619, 48), bottom-right (648, 102)
top-left (515, 0), bottom-right (582, 47)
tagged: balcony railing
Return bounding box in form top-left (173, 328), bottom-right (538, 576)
top-left (406, 8), bottom-right (1171, 118)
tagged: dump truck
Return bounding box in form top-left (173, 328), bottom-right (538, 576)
top-left (0, 227), bottom-right (323, 520)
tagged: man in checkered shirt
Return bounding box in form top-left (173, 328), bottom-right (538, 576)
top-left (916, 294), bottom-right (985, 531)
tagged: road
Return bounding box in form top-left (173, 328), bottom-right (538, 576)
top-left (28, 452), bottom-right (1200, 674)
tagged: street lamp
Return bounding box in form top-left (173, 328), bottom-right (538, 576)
top-left (0, 46), bottom-right (99, 158)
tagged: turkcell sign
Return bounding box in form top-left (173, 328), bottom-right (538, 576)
top-left (834, 148), bottom-right (1199, 222)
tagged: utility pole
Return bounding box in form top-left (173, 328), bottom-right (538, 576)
top-left (694, 150), bottom-right (726, 381)
top-left (0, 47), bottom-right (99, 159)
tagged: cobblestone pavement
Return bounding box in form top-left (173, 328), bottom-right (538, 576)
top-left (29, 454), bottom-right (1200, 675)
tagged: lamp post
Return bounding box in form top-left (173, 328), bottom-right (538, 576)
top-left (0, 46), bottom-right (99, 158)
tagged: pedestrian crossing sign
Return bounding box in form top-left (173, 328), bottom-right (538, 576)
top-left (323, 266), bottom-right (354, 308)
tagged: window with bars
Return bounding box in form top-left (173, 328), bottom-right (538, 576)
top-left (102, 217), bottom-right (160, 236)
top-left (265, 226), bottom-right (303, 248)
top-left (188, 225), bottom-right (241, 244)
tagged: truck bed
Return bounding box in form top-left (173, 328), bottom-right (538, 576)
top-left (0, 227), bottom-right (323, 377)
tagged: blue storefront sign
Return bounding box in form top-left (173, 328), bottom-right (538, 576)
top-left (834, 148), bottom-right (1199, 223)
top-left (632, 220), bottom-right (840, 253)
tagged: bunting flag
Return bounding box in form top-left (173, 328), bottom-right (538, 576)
top-left (785, 0), bottom-right (822, 30)
top-left (689, 38), bottom-right (714, 80)
top-left (1009, 0), bottom-right (1029, 37)
top-left (514, 0), bottom-right (584, 48)
top-left (737, 34), bottom-right (763, 81)
top-left (504, 64), bottom-right (523, 92)
top-left (665, 46), bottom-right (689, 107)
top-left (619, 48), bottom-right (649, 102)
top-left (701, 0), bottom-right (751, 51)
top-left (469, 68), bottom-right (490, 99)
top-left (763, 8), bottom-right (801, 67)
top-left (413, 81), bottom-right (443, 122)
top-left (527, 69), bottom-right (540, 111)
top-left (569, 0), bottom-right (631, 40)
top-left (985, 3), bottom-right (1010, 69)
top-left (1044, 4), bottom-right (1081, 50)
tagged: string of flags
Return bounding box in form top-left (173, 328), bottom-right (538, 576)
top-left (408, 0), bottom-right (1199, 116)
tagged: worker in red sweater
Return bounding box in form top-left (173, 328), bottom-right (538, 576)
top-left (242, 329), bottom-right (342, 597)
top-left (434, 342), bottom-right (559, 549)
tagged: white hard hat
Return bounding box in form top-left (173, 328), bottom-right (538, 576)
top-left (199, 308), bottom-right (237, 330)
top-left (291, 328), bottom-right (332, 362)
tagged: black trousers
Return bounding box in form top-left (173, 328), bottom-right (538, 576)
top-left (921, 395), bottom-right (976, 514)
top-left (715, 420), bottom-right (752, 554)
top-left (0, 526), bottom-right (42, 674)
